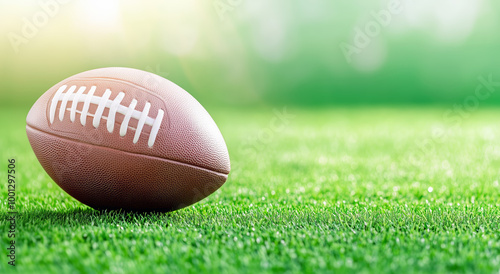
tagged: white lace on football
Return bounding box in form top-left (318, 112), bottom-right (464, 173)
top-left (120, 99), bottom-right (137, 137)
top-left (70, 86), bottom-right (87, 122)
top-left (49, 85), bottom-right (164, 147)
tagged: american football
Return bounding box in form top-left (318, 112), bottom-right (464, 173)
top-left (26, 67), bottom-right (230, 211)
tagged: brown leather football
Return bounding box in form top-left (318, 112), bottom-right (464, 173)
top-left (26, 67), bottom-right (230, 211)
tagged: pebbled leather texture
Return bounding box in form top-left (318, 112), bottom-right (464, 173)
top-left (26, 67), bottom-right (230, 211)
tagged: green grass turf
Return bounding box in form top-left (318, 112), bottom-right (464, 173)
top-left (1, 106), bottom-right (500, 273)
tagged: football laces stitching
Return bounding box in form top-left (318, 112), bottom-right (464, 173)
top-left (49, 85), bottom-right (164, 147)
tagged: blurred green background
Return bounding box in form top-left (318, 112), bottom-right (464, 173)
top-left (1, 0), bottom-right (500, 106)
